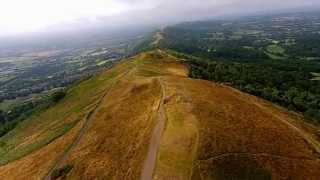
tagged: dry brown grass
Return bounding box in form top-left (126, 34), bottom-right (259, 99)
top-left (176, 79), bottom-right (320, 179)
top-left (63, 77), bottom-right (161, 179)
top-left (0, 50), bottom-right (319, 180)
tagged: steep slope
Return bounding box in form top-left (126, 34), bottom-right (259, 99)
top-left (0, 50), bottom-right (319, 179)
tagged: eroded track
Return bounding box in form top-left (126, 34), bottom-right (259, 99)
top-left (140, 78), bottom-right (167, 180)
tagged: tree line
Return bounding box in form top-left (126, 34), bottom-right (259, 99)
top-left (186, 57), bottom-right (320, 122)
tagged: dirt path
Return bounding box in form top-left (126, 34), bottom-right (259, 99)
top-left (43, 69), bottom-right (134, 180)
top-left (200, 152), bottom-right (316, 162)
top-left (140, 78), bottom-right (167, 180)
top-left (151, 30), bottom-right (164, 47)
top-left (278, 118), bottom-right (320, 155)
top-left (255, 102), bottom-right (320, 155)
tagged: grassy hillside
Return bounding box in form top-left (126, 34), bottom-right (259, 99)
top-left (0, 50), bottom-right (319, 179)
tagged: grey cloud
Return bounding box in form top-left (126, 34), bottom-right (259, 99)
top-left (42, 0), bottom-right (320, 34)
top-left (102, 0), bottom-right (319, 25)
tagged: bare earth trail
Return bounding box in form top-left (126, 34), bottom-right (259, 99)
top-left (252, 99), bottom-right (320, 155)
top-left (44, 68), bottom-right (135, 180)
top-left (151, 29), bottom-right (164, 47)
top-left (140, 78), bottom-right (167, 180)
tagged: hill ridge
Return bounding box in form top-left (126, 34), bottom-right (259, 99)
top-left (0, 50), bottom-right (319, 180)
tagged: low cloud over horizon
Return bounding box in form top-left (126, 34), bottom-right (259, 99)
top-left (0, 0), bottom-right (319, 36)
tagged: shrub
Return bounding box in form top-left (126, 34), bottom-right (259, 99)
top-left (52, 91), bottom-right (66, 103)
top-left (51, 164), bottom-right (73, 179)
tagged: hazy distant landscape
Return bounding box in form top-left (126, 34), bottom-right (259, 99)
top-left (157, 12), bottom-right (320, 122)
top-left (0, 27), bottom-right (150, 105)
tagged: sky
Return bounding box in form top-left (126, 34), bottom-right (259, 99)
top-left (0, 0), bottom-right (319, 36)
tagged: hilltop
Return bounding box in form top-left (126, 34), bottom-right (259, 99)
top-left (0, 50), bottom-right (319, 179)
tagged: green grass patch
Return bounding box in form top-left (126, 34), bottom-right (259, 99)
top-left (0, 100), bottom-right (21, 111)
top-left (311, 72), bottom-right (320, 81)
top-left (0, 121), bottom-right (77, 165)
top-left (264, 51), bottom-right (286, 60)
top-left (242, 46), bottom-right (254, 50)
top-left (266, 44), bottom-right (285, 54)
top-left (229, 35), bottom-right (242, 40)
top-left (265, 44), bottom-right (287, 60)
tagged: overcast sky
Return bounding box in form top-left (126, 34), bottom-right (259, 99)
top-left (0, 0), bottom-right (319, 36)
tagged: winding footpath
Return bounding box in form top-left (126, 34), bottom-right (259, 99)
top-left (140, 78), bottom-right (167, 180)
top-left (253, 100), bottom-right (320, 155)
top-left (44, 68), bottom-right (134, 180)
